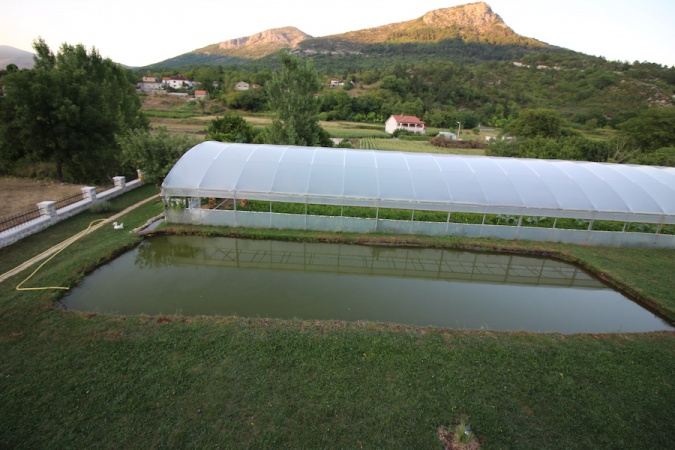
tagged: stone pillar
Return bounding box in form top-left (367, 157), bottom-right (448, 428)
top-left (82, 186), bottom-right (97, 202)
top-left (113, 176), bottom-right (126, 190)
top-left (137, 169), bottom-right (144, 181)
top-left (37, 201), bottom-right (57, 218)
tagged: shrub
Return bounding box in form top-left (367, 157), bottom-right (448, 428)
top-left (89, 201), bottom-right (112, 214)
top-left (117, 127), bottom-right (200, 185)
top-left (430, 136), bottom-right (486, 149)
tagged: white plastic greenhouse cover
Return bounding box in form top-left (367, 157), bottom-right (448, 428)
top-left (161, 141), bottom-right (675, 223)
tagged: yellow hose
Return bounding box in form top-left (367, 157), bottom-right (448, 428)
top-left (13, 219), bottom-right (109, 291)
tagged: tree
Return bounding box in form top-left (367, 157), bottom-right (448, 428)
top-left (205, 113), bottom-right (256, 143)
top-left (505, 108), bottom-right (563, 139)
top-left (629, 147), bottom-right (675, 167)
top-left (117, 127), bottom-right (200, 184)
top-left (618, 107), bottom-right (675, 152)
top-left (264, 52), bottom-right (332, 147)
top-left (0, 38), bottom-right (147, 182)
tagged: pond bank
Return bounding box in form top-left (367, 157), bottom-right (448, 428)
top-left (145, 223), bottom-right (675, 324)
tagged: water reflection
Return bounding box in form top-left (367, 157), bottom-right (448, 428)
top-left (61, 236), bottom-right (673, 333)
top-left (136, 236), bottom-right (604, 289)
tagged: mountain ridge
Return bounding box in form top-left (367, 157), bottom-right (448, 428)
top-left (194, 26), bottom-right (312, 59)
top-left (188, 2), bottom-right (547, 62)
top-left (0, 45), bottom-right (35, 69)
top-left (322, 2), bottom-right (543, 46)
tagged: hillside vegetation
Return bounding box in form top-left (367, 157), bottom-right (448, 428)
top-left (136, 2), bottom-right (673, 151)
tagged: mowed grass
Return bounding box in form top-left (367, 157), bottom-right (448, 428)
top-left (0, 191), bottom-right (673, 449)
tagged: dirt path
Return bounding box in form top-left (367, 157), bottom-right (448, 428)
top-left (0, 195), bottom-right (159, 284)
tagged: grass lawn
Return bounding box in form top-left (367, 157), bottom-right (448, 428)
top-left (1, 189), bottom-right (673, 449)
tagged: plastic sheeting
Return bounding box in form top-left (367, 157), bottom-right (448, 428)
top-left (161, 142), bottom-right (675, 223)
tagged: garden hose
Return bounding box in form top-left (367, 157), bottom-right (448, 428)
top-left (13, 218), bottom-right (109, 291)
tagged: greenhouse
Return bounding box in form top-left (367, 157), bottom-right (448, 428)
top-left (161, 141), bottom-right (675, 249)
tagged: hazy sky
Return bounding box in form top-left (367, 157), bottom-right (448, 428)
top-left (1, 0), bottom-right (673, 67)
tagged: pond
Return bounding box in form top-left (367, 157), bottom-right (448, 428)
top-left (59, 236), bottom-right (673, 333)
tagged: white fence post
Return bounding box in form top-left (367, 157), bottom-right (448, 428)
top-left (82, 187), bottom-right (97, 202)
top-left (113, 176), bottom-right (126, 190)
top-left (37, 201), bottom-right (57, 219)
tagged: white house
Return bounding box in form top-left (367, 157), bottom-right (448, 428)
top-left (165, 74), bottom-right (191, 89)
top-left (235, 81), bottom-right (250, 91)
top-left (385, 115), bottom-right (426, 134)
top-left (329, 78), bottom-right (344, 87)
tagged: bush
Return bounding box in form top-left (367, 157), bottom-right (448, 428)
top-left (629, 147), bottom-right (675, 167)
top-left (89, 201), bottom-right (112, 214)
top-left (117, 127), bottom-right (200, 185)
top-left (336, 140), bottom-right (354, 148)
top-left (392, 129), bottom-right (419, 138)
top-left (430, 136), bottom-right (486, 149)
top-left (205, 113), bottom-right (256, 143)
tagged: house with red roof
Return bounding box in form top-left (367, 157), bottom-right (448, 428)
top-left (385, 115), bottom-right (426, 134)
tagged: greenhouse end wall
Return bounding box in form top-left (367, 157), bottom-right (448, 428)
top-left (165, 208), bottom-right (675, 249)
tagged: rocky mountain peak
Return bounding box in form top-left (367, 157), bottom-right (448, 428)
top-left (421, 2), bottom-right (511, 33)
top-left (215, 27), bottom-right (311, 51)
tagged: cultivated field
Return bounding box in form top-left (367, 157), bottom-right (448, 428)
top-left (140, 96), bottom-right (498, 151)
top-left (361, 138), bottom-right (486, 155)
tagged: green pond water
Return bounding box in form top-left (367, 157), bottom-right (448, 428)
top-left (60, 235), bottom-right (673, 333)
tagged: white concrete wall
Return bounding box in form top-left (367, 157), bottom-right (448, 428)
top-left (0, 177), bottom-right (143, 249)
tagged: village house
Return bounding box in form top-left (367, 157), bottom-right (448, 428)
top-left (165, 74), bottom-right (192, 90)
top-left (235, 81), bottom-right (250, 91)
top-left (194, 90), bottom-right (208, 99)
top-left (329, 78), bottom-right (344, 87)
top-left (138, 76), bottom-right (162, 92)
top-left (385, 115), bottom-right (426, 134)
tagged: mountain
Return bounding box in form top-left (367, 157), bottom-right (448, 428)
top-left (149, 2), bottom-right (552, 68)
top-left (194, 26), bottom-right (312, 59)
top-left (0, 45), bottom-right (34, 69)
top-left (305, 2), bottom-right (546, 51)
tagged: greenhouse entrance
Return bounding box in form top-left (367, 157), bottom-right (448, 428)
top-left (60, 236), bottom-right (673, 333)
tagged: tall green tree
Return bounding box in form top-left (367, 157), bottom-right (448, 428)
top-left (264, 52), bottom-right (331, 147)
top-left (0, 38), bottom-right (147, 182)
top-left (618, 107), bottom-right (675, 152)
top-left (205, 112), bottom-right (256, 143)
top-left (505, 108), bottom-right (564, 139)
top-left (117, 127), bottom-right (199, 185)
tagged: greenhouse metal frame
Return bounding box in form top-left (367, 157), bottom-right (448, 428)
top-left (161, 142), bottom-right (675, 249)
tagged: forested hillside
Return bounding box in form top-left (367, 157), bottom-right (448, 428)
top-left (137, 2), bottom-right (673, 132)
top-left (3, 2), bottom-right (672, 182)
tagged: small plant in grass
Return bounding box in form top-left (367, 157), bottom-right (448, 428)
top-left (438, 414), bottom-right (480, 450)
top-left (89, 200), bottom-right (112, 214)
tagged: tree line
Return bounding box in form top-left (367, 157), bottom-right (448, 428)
top-left (1, 40), bottom-right (673, 188)
top-left (150, 51), bottom-right (673, 134)
top-left (485, 108), bottom-right (675, 166)
top-left (0, 43), bottom-right (330, 184)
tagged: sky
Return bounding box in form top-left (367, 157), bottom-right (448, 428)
top-left (1, 0), bottom-right (674, 67)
